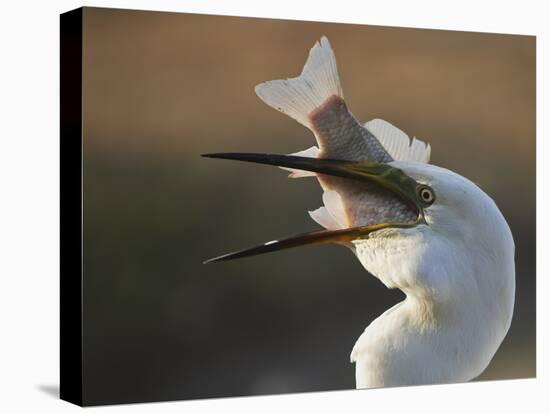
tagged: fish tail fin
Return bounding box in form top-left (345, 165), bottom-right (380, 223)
top-left (255, 36), bottom-right (343, 130)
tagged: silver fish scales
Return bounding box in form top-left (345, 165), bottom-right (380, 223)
top-left (307, 96), bottom-right (418, 229)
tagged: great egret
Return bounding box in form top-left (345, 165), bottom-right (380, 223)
top-left (203, 37), bottom-right (515, 388)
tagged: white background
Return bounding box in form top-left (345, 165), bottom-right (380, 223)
top-left (0, 0), bottom-right (546, 412)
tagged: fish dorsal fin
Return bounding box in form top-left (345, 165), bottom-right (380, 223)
top-left (364, 119), bottom-right (431, 163)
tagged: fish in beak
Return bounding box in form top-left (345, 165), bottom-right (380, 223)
top-left (202, 36), bottom-right (431, 264)
top-left (202, 153), bottom-right (433, 263)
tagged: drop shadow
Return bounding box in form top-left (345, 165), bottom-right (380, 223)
top-left (36, 384), bottom-right (59, 399)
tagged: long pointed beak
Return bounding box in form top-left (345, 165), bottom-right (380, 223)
top-left (203, 222), bottom-right (415, 263)
top-left (202, 152), bottom-right (421, 208)
top-left (203, 152), bottom-right (377, 179)
top-left (201, 152), bottom-right (426, 263)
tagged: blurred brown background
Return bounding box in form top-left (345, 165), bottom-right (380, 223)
top-left (81, 7), bottom-right (535, 405)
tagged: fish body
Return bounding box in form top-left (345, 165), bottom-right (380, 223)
top-left (255, 37), bottom-right (426, 230)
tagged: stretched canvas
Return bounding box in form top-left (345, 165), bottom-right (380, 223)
top-left (60, 6), bottom-right (536, 406)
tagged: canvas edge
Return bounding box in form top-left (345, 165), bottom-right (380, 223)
top-left (60, 6), bottom-right (84, 407)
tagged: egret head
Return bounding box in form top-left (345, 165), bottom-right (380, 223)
top-left (389, 160), bottom-right (514, 249)
top-left (342, 159), bottom-right (515, 309)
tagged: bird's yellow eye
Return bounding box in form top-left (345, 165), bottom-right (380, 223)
top-left (418, 186), bottom-right (435, 206)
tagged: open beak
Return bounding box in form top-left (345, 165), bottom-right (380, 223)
top-left (202, 153), bottom-right (426, 263)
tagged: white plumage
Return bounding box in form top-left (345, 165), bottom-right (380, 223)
top-left (350, 161), bottom-right (515, 387)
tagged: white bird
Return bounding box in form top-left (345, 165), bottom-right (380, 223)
top-left (203, 37), bottom-right (515, 388)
